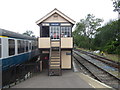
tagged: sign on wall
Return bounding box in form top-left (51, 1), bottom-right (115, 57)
top-left (49, 23), bottom-right (60, 26)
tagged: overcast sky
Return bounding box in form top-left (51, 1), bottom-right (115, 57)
top-left (0, 0), bottom-right (118, 37)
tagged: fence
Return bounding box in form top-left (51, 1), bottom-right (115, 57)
top-left (2, 60), bottom-right (40, 88)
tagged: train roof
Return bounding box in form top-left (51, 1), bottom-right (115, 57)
top-left (0, 28), bottom-right (36, 40)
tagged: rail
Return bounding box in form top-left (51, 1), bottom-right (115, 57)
top-left (74, 49), bottom-right (120, 69)
top-left (73, 50), bottom-right (120, 89)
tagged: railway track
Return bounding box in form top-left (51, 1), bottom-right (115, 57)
top-left (73, 51), bottom-right (120, 89)
top-left (74, 49), bottom-right (120, 69)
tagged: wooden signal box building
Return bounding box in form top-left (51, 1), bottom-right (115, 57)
top-left (36, 8), bottom-right (75, 76)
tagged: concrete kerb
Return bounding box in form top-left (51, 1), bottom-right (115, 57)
top-left (76, 72), bottom-right (115, 89)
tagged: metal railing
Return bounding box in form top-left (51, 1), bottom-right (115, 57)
top-left (2, 60), bottom-right (41, 88)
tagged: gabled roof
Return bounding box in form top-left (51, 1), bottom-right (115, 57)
top-left (36, 8), bottom-right (75, 25)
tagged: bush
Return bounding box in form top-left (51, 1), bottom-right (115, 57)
top-left (104, 41), bottom-right (120, 54)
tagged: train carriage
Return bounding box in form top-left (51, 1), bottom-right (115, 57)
top-left (0, 29), bottom-right (39, 71)
top-left (0, 28), bottom-right (39, 86)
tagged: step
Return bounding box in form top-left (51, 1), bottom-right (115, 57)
top-left (50, 65), bottom-right (60, 67)
top-left (51, 55), bottom-right (60, 57)
top-left (51, 51), bottom-right (59, 53)
top-left (50, 62), bottom-right (60, 64)
top-left (51, 51), bottom-right (60, 53)
top-left (49, 66), bottom-right (61, 69)
top-left (51, 57), bottom-right (60, 59)
top-left (51, 53), bottom-right (60, 55)
top-left (50, 63), bottom-right (60, 65)
top-left (50, 60), bottom-right (60, 62)
top-left (51, 54), bottom-right (60, 55)
top-left (51, 52), bottom-right (60, 55)
top-left (50, 59), bottom-right (60, 61)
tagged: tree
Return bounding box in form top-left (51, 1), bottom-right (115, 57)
top-left (112, 0), bottom-right (120, 14)
top-left (73, 14), bottom-right (103, 50)
top-left (23, 30), bottom-right (34, 37)
top-left (85, 14), bottom-right (103, 38)
top-left (93, 19), bottom-right (120, 54)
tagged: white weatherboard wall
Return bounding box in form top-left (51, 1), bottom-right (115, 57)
top-left (43, 13), bottom-right (68, 23)
top-left (38, 38), bottom-right (50, 48)
top-left (61, 51), bottom-right (71, 69)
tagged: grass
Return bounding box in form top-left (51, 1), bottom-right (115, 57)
top-left (76, 48), bottom-right (120, 62)
top-left (103, 53), bottom-right (120, 62)
top-left (109, 71), bottom-right (120, 78)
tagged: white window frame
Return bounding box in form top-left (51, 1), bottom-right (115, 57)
top-left (50, 26), bottom-right (60, 40)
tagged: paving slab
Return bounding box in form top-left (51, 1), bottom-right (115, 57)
top-left (12, 70), bottom-right (92, 88)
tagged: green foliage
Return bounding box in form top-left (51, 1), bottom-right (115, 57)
top-left (93, 19), bottom-right (120, 54)
top-left (23, 30), bottom-right (35, 37)
top-left (73, 14), bottom-right (103, 50)
top-left (112, 0), bottom-right (120, 13)
top-left (73, 15), bottom-right (120, 55)
top-left (104, 41), bottom-right (118, 54)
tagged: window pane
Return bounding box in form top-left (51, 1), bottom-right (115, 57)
top-left (9, 39), bottom-right (15, 56)
top-left (0, 45), bottom-right (1, 58)
top-left (17, 40), bottom-right (21, 54)
top-left (24, 41), bottom-right (26, 52)
top-left (0, 38), bottom-right (1, 44)
top-left (17, 40), bottom-right (24, 54)
top-left (69, 27), bottom-right (71, 37)
top-left (32, 41), bottom-right (34, 50)
top-left (26, 41), bottom-right (28, 52)
top-left (35, 41), bottom-right (37, 49)
top-left (50, 26), bottom-right (60, 40)
top-left (61, 27), bottom-right (64, 37)
top-left (64, 27), bottom-right (67, 37)
top-left (22, 41), bottom-right (24, 52)
top-left (61, 27), bottom-right (71, 37)
top-left (0, 38), bottom-right (1, 58)
top-left (29, 42), bottom-right (32, 50)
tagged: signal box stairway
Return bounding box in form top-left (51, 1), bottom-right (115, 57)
top-left (49, 40), bottom-right (62, 76)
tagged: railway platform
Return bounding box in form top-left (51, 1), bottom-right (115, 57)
top-left (11, 70), bottom-right (112, 89)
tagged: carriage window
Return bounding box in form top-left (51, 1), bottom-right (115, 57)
top-left (23, 41), bottom-right (26, 52)
top-left (0, 38), bottom-right (1, 45)
top-left (17, 40), bottom-right (24, 54)
top-left (32, 40), bottom-right (37, 50)
top-left (26, 41), bottom-right (28, 52)
top-left (29, 41), bottom-right (32, 51)
top-left (0, 45), bottom-right (1, 58)
top-left (61, 27), bottom-right (71, 37)
top-left (32, 41), bottom-right (34, 50)
top-left (8, 39), bottom-right (15, 56)
top-left (35, 41), bottom-right (38, 49)
top-left (0, 38), bottom-right (1, 58)
top-left (17, 40), bottom-right (21, 54)
top-left (21, 40), bottom-right (24, 53)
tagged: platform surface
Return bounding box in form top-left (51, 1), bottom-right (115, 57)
top-left (12, 70), bottom-right (92, 88)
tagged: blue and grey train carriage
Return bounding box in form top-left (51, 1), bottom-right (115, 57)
top-left (0, 28), bottom-right (39, 71)
top-left (0, 28), bottom-right (39, 86)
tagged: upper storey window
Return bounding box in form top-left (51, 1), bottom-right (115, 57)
top-left (50, 26), bottom-right (60, 40)
top-left (61, 27), bottom-right (71, 37)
